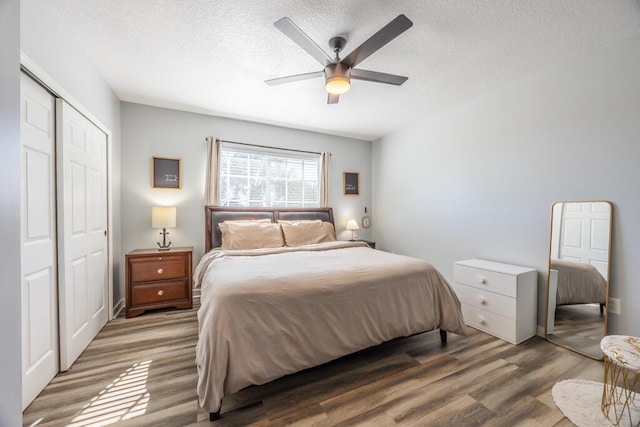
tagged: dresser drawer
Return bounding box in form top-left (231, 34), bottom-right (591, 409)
top-left (461, 304), bottom-right (517, 344)
top-left (131, 280), bottom-right (188, 306)
top-left (130, 256), bottom-right (187, 283)
top-left (453, 283), bottom-right (517, 320)
top-left (454, 264), bottom-right (517, 297)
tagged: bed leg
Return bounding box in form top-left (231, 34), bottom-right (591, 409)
top-left (209, 409), bottom-right (221, 421)
top-left (600, 303), bottom-right (605, 315)
top-left (440, 329), bottom-right (447, 344)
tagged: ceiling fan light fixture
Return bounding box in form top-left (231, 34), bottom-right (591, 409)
top-left (325, 75), bottom-right (351, 94)
top-left (324, 62), bottom-right (351, 94)
top-left (269, 15), bottom-right (413, 103)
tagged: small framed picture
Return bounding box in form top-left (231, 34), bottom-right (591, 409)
top-left (343, 172), bottom-right (359, 195)
top-left (152, 156), bottom-right (181, 189)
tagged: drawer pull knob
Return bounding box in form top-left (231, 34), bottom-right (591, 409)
top-left (478, 315), bottom-right (486, 325)
top-left (477, 296), bottom-right (487, 305)
top-left (158, 290), bottom-right (164, 296)
top-left (477, 275), bottom-right (486, 284)
top-left (157, 268), bottom-right (164, 274)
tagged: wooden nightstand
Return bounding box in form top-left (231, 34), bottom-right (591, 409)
top-left (125, 247), bottom-right (193, 318)
top-left (353, 240), bottom-right (375, 249)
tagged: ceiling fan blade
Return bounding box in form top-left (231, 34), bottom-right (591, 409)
top-left (274, 17), bottom-right (334, 67)
top-left (342, 14), bottom-right (413, 68)
top-left (350, 69), bottom-right (408, 86)
top-left (265, 71), bottom-right (324, 86)
top-left (327, 93), bottom-right (340, 104)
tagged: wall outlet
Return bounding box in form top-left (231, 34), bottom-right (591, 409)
top-left (609, 297), bottom-right (621, 315)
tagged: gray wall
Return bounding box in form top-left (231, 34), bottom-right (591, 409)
top-left (121, 102), bottom-right (372, 289)
top-left (372, 34), bottom-right (640, 336)
top-left (21, 0), bottom-right (123, 304)
top-left (0, 0), bottom-right (22, 423)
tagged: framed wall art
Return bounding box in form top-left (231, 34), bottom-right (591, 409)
top-left (343, 172), bottom-right (359, 195)
top-left (152, 156), bottom-right (181, 189)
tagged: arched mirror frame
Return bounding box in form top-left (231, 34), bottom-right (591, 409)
top-left (544, 200), bottom-right (613, 360)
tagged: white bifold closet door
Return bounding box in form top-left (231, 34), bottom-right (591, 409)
top-left (20, 74), bottom-right (59, 409)
top-left (56, 99), bottom-right (109, 371)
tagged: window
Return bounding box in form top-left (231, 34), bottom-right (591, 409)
top-left (219, 144), bottom-right (320, 208)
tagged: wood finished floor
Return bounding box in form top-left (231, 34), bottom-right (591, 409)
top-left (548, 304), bottom-right (605, 359)
top-left (23, 301), bottom-right (604, 427)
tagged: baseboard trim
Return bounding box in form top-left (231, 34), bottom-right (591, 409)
top-left (112, 298), bottom-right (125, 319)
top-left (193, 287), bottom-right (201, 303)
top-left (537, 325), bottom-right (545, 338)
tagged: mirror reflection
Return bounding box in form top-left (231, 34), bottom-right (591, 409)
top-left (545, 201), bottom-right (612, 359)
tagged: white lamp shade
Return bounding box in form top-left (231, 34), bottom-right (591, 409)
top-left (346, 219), bottom-right (359, 231)
top-left (152, 206), bottom-right (176, 228)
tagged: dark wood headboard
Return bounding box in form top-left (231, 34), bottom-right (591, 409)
top-left (205, 206), bottom-right (335, 252)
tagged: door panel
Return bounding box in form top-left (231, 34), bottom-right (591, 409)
top-left (71, 256), bottom-right (88, 334)
top-left (71, 162), bottom-right (86, 234)
top-left (24, 268), bottom-right (54, 368)
top-left (90, 249), bottom-right (107, 316)
top-left (559, 201), bottom-right (610, 278)
top-left (20, 73), bottom-right (59, 409)
top-left (57, 99), bottom-right (109, 371)
top-left (25, 150), bottom-right (52, 238)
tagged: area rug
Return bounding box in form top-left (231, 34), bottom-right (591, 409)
top-left (552, 379), bottom-right (640, 426)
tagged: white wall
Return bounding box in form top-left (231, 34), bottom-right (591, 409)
top-left (21, 0), bottom-right (123, 304)
top-left (121, 102), bottom-right (372, 270)
top-left (0, 0), bottom-right (22, 423)
top-left (372, 34), bottom-right (640, 335)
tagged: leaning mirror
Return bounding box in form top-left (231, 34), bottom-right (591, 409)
top-left (545, 201), bottom-right (612, 359)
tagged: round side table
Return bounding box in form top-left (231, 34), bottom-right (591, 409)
top-left (601, 335), bottom-right (640, 426)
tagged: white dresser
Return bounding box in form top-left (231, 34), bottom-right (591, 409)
top-left (453, 259), bottom-right (537, 345)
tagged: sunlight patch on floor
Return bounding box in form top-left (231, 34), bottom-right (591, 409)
top-left (67, 360), bottom-right (152, 426)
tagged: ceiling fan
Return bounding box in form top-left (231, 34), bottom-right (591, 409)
top-left (265, 14), bottom-right (413, 104)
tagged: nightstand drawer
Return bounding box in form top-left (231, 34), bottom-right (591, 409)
top-left (453, 283), bottom-right (516, 319)
top-left (131, 280), bottom-right (188, 306)
top-left (130, 257), bottom-right (187, 283)
top-left (454, 264), bottom-right (516, 297)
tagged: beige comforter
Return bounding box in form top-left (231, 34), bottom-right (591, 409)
top-left (195, 241), bottom-right (466, 412)
top-left (551, 259), bottom-right (607, 305)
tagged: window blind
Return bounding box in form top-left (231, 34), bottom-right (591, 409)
top-left (219, 144), bottom-right (321, 208)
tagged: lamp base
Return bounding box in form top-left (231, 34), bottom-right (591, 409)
top-left (157, 228), bottom-right (172, 251)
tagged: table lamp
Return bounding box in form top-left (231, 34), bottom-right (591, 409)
top-left (152, 206), bottom-right (176, 250)
top-left (346, 219), bottom-right (359, 241)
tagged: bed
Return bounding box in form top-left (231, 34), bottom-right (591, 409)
top-left (195, 206), bottom-right (466, 420)
top-left (550, 259), bottom-right (607, 306)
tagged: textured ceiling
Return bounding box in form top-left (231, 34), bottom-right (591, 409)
top-left (49, 0), bottom-right (640, 140)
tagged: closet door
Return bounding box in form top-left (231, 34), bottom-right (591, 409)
top-left (20, 74), bottom-right (59, 409)
top-left (57, 99), bottom-right (109, 371)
